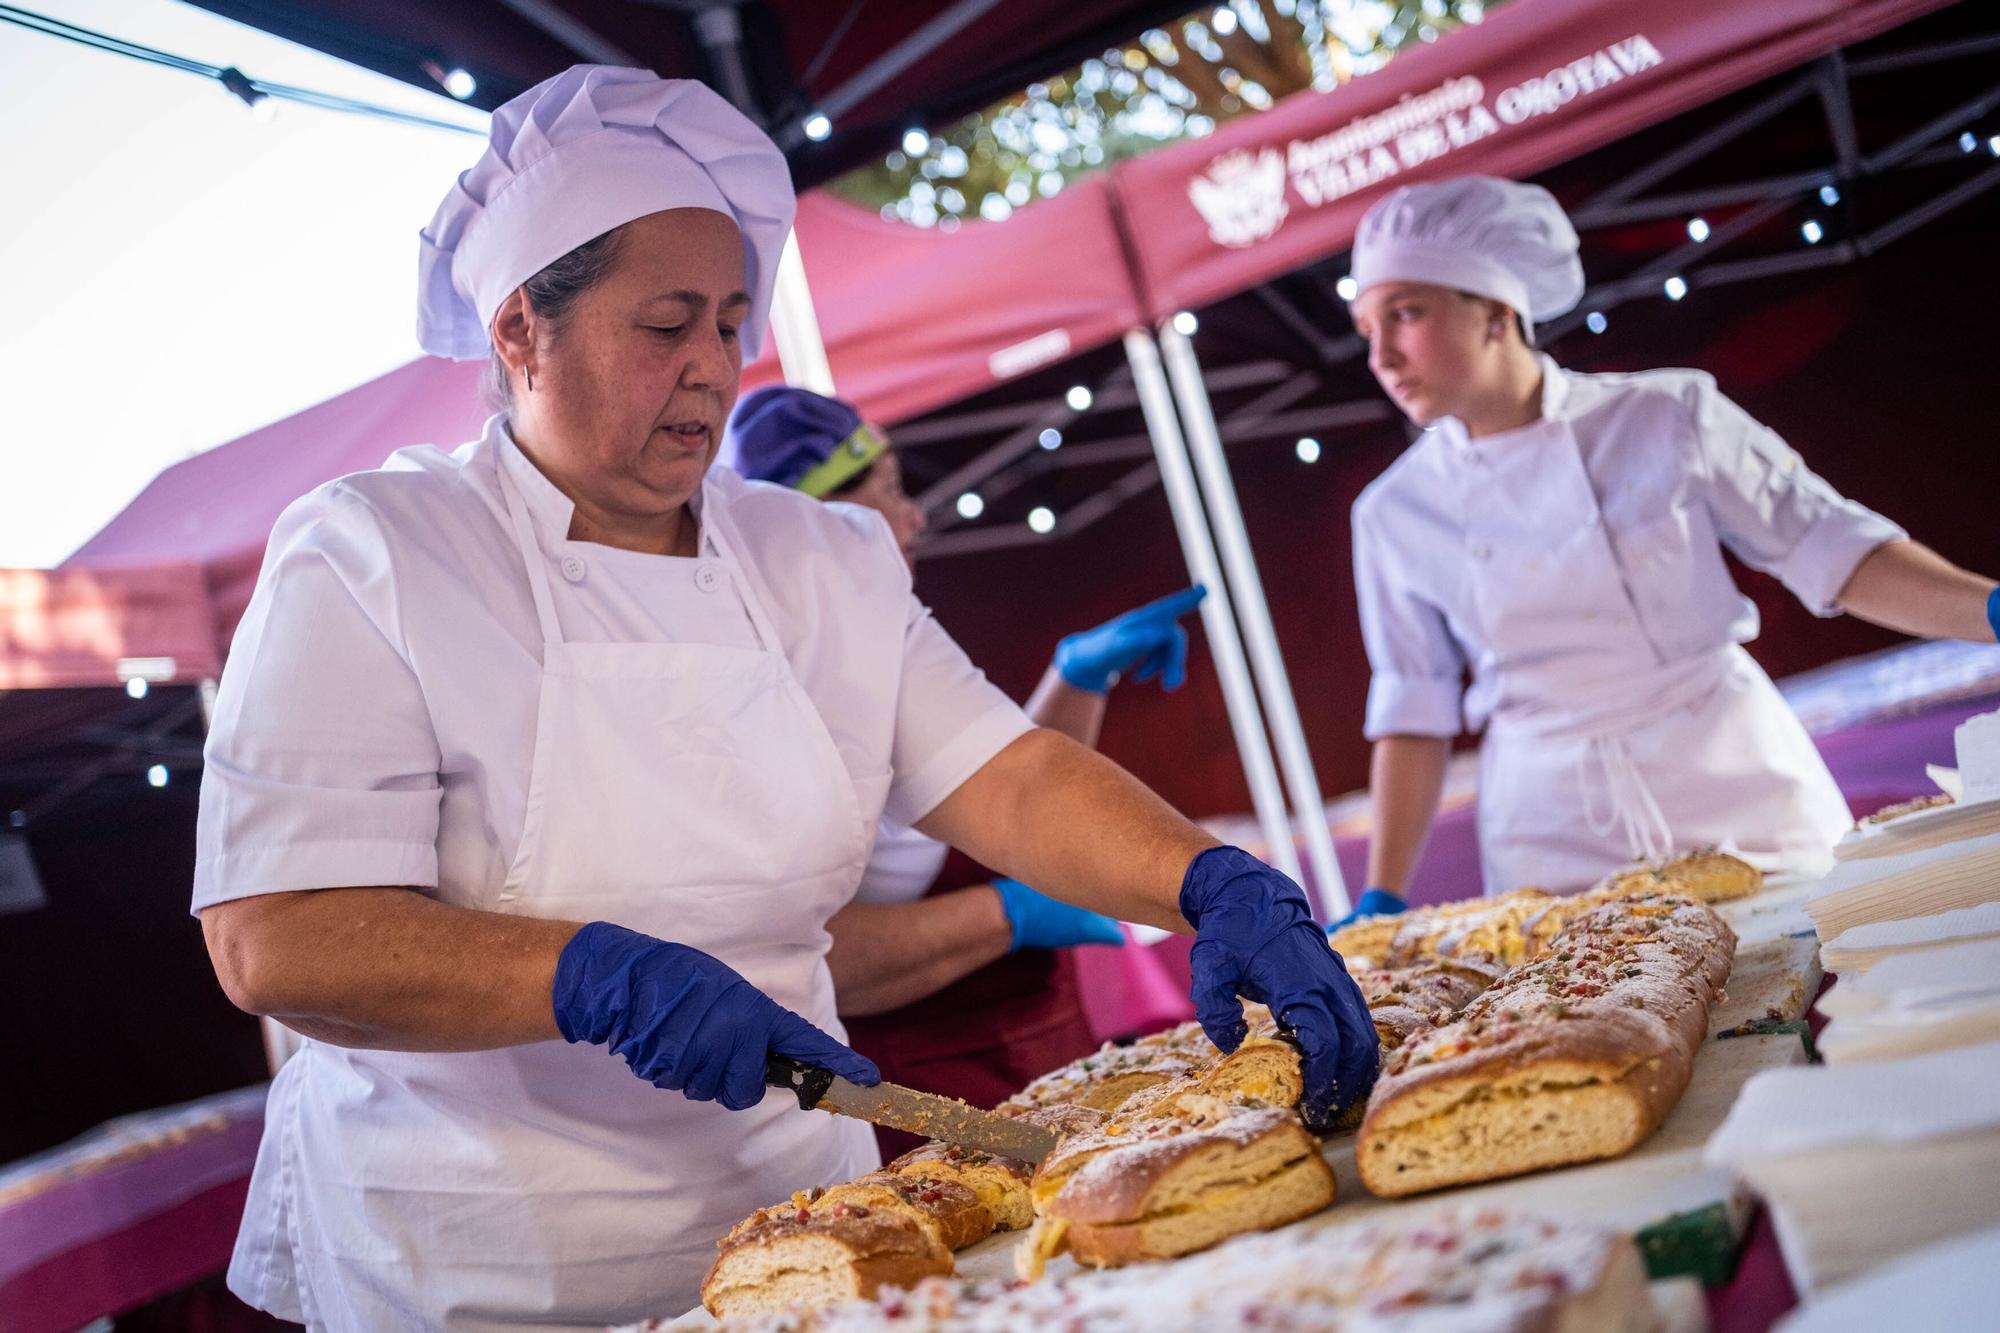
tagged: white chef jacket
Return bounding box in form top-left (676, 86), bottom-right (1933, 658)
top-left (1353, 356), bottom-right (1906, 743)
top-left (194, 415), bottom-right (1032, 912)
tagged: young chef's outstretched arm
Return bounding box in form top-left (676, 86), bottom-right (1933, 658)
top-left (1836, 540), bottom-right (1999, 643)
top-left (1364, 734), bottom-right (1451, 896)
top-left (914, 727), bottom-right (1381, 1123)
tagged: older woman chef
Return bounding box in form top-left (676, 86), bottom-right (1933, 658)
top-left (193, 66), bottom-right (1375, 1331)
top-left (1343, 175), bottom-right (1999, 912)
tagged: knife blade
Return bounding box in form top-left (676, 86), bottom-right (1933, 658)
top-left (765, 1054), bottom-right (1059, 1164)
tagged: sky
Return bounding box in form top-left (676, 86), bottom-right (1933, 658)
top-left (0, 0), bottom-right (490, 567)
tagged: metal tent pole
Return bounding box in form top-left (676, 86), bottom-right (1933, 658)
top-left (1122, 329), bottom-right (1301, 884)
top-left (1156, 323), bottom-right (1348, 916)
top-left (768, 230), bottom-right (838, 393)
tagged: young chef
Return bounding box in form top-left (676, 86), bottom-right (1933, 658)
top-left (1342, 175), bottom-right (1998, 913)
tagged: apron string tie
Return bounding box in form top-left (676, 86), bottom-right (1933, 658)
top-left (1578, 735), bottom-right (1675, 865)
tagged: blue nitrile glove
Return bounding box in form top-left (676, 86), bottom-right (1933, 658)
top-left (992, 878), bottom-right (1128, 952)
top-left (1180, 846), bottom-right (1380, 1130)
top-left (1986, 585), bottom-right (2000, 642)
top-left (1053, 585), bottom-right (1209, 693)
top-left (1325, 887), bottom-right (1408, 937)
top-left (552, 921), bottom-right (879, 1111)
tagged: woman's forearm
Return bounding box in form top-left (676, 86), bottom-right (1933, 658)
top-left (1024, 664), bottom-right (1109, 747)
top-left (1837, 539), bottom-right (1997, 642)
top-left (1365, 734), bottom-right (1451, 894)
top-left (824, 891), bottom-right (1012, 1017)
top-left (201, 887), bottom-right (580, 1052)
top-left (916, 728), bottom-right (1214, 933)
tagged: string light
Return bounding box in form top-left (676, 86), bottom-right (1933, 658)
top-left (147, 765), bottom-right (169, 788)
top-left (802, 112), bottom-right (833, 142)
top-left (956, 492), bottom-right (984, 520)
top-left (1819, 184), bottom-right (1841, 207)
top-left (1294, 437), bottom-right (1321, 463)
top-left (902, 127), bottom-right (929, 155)
top-left (1171, 311), bottom-right (1199, 335)
top-left (1800, 219), bottom-right (1824, 245)
top-left (1038, 428), bottom-right (1063, 451)
top-left (125, 678), bottom-right (150, 699)
top-left (1685, 217), bottom-right (1710, 243)
top-left (1663, 276), bottom-right (1688, 301)
top-left (1960, 131), bottom-right (1978, 153)
top-left (1065, 385), bottom-right (1093, 411)
top-left (1027, 506), bottom-right (1056, 535)
top-left (1585, 311), bottom-right (1608, 334)
top-left (1335, 275), bottom-right (1359, 300)
top-left (442, 68), bottom-right (476, 100)
top-left (0, 7), bottom-right (485, 135)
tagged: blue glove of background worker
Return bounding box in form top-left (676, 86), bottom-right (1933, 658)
top-left (1181, 846), bottom-right (1380, 1130)
top-left (1324, 886), bottom-right (1408, 936)
top-left (993, 877), bottom-right (1127, 952)
top-left (1054, 585), bottom-right (1208, 693)
top-left (552, 921), bottom-right (880, 1110)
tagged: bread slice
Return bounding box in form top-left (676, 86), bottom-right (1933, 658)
top-left (1359, 893), bottom-right (1733, 1198)
top-left (700, 1208), bottom-right (1659, 1332)
top-left (815, 1171), bottom-right (992, 1251)
top-left (1599, 848), bottom-right (1763, 903)
top-left (888, 1141), bottom-right (1035, 1231)
top-left (1043, 1106), bottom-right (1335, 1268)
top-left (1003, 1041), bottom-right (1202, 1113)
top-left (699, 1209), bottom-right (950, 1319)
top-left (727, 1170), bottom-right (992, 1253)
top-left (1382, 888), bottom-right (1557, 967)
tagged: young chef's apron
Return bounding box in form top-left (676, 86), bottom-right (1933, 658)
top-left (234, 460), bottom-right (879, 1331)
top-left (1465, 421), bottom-right (1850, 896)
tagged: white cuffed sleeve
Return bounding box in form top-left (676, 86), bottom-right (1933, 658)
top-left (1353, 496), bottom-right (1466, 740)
top-left (193, 487), bottom-right (442, 912)
top-left (883, 595), bottom-right (1035, 828)
top-left (1688, 374), bottom-right (1907, 616)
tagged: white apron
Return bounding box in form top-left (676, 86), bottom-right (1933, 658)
top-left (233, 461), bottom-right (878, 1330)
top-left (854, 818), bottom-right (952, 904)
top-left (1468, 422), bottom-right (1850, 896)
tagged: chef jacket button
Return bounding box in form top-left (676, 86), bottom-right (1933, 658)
top-left (559, 554), bottom-right (586, 583)
top-left (695, 562), bottom-right (724, 594)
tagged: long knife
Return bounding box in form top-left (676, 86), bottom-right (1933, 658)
top-left (766, 1054), bottom-right (1059, 1165)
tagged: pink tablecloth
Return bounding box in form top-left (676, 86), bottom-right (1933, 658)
top-left (0, 1086), bottom-right (267, 1332)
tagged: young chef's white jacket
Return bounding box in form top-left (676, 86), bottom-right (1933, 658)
top-left (1353, 357), bottom-right (1904, 892)
top-left (193, 417), bottom-right (1032, 1326)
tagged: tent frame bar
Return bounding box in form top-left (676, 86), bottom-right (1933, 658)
top-left (1159, 323), bottom-right (1346, 914)
top-left (1122, 328), bottom-right (1301, 884)
top-left (917, 26), bottom-right (2000, 555)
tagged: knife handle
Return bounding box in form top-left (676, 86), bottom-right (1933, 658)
top-left (765, 1053), bottom-right (836, 1111)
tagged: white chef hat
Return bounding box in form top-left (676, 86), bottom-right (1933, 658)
top-left (417, 65), bottom-right (794, 362)
top-left (1351, 176), bottom-right (1584, 325)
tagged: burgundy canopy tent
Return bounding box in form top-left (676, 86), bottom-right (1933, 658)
top-left (6, 0), bottom-right (1985, 894)
top-left (1110, 0), bottom-right (1959, 320)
